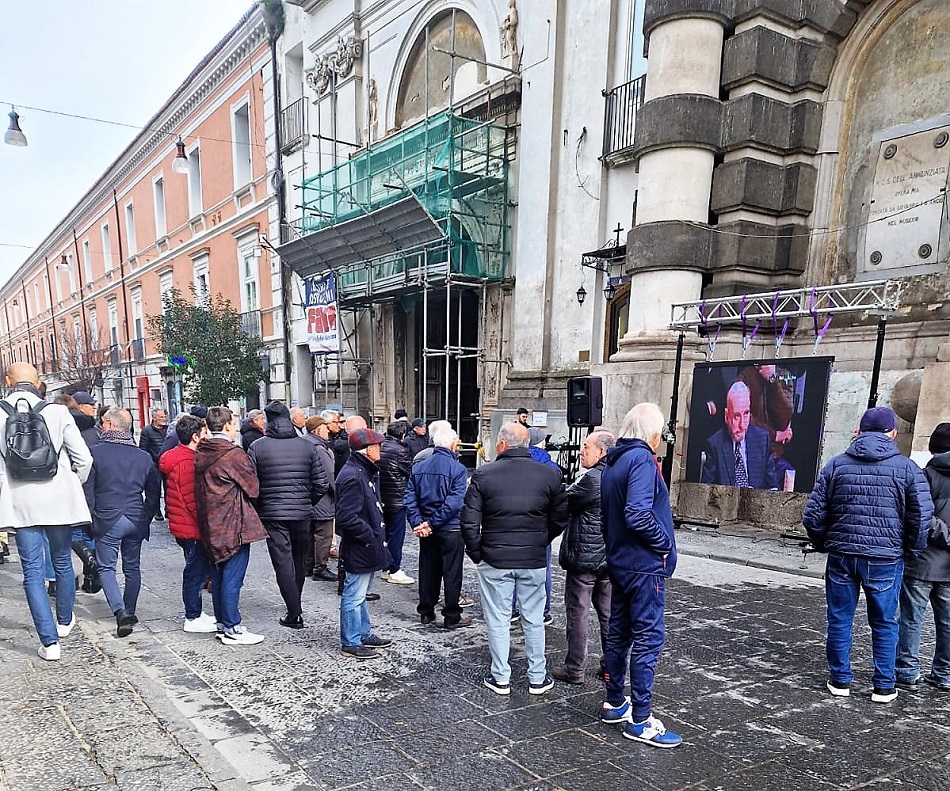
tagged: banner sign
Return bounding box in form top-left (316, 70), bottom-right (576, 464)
top-left (304, 273), bottom-right (340, 354)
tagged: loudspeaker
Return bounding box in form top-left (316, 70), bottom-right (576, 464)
top-left (567, 376), bottom-right (603, 427)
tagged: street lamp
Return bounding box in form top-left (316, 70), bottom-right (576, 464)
top-left (172, 137), bottom-right (189, 174)
top-left (604, 280), bottom-right (617, 302)
top-left (575, 285), bottom-right (587, 306)
top-left (4, 107), bottom-right (27, 147)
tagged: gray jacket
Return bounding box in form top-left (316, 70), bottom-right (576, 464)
top-left (305, 433), bottom-right (336, 520)
top-left (908, 453), bottom-right (950, 582)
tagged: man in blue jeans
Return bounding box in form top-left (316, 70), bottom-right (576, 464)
top-left (86, 408), bottom-right (162, 637)
top-left (0, 363), bottom-right (93, 661)
top-left (804, 406), bottom-right (932, 703)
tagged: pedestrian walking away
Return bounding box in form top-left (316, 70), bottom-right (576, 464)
top-left (248, 401), bottom-right (329, 629)
top-left (461, 422), bottom-right (567, 695)
top-left (600, 403), bottom-right (682, 748)
top-left (160, 413), bottom-right (217, 633)
top-left (85, 408), bottom-right (162, 638)
top-left (0, 363), bottom-right (93, 660)
top-left (405, 420), bottom-right (471, 628)
top-left (803, 406), bottom-right (932, 704)
top-left (336, 428), bottom-right (392, 659)
top-left (194, 407), bottom-right (268, 646)
top-left (379, 421), bottom-right (415, 586)
top-left (895, 421), bottom-right (950, 693)
top-left (554, 430), bottom-right (615, 684)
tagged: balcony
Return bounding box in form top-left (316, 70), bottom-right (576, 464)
top-left (602, 75), bottom-right (645, 164)
top-left (109, 344), bottom-right (121, 367)
top-left (280, 97), bottom-right (308, 154)
top-left (241, 309), bottom-right (262, 338)
top-left (131, 338), bottom-right (146, 362)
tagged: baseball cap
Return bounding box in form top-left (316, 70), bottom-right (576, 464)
top-left (528, 427), bottom-right (546, 446)
top-left (859, 407), bottom-right (898, 434)
top-left (305, 415), bottom-right (325, 432)
top-left (72, 391), bottom-right (96, 406)
top-left (349, 428), bottom-right (385, 450)
top-left (411, 418), bottom-right (426, 428)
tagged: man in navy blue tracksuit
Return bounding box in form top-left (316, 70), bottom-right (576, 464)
top-left (599, 403), bottom-right (682, 749)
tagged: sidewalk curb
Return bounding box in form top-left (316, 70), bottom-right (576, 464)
top-left (677, 546), bottom-right (825, 580)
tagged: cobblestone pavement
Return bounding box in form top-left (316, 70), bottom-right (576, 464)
top-left (1, 522), bottom-right (948, 791)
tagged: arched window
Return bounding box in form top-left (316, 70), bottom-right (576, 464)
top-left (395, 10), bottom-right (487, 129)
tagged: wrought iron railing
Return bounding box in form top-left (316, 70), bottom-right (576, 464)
top-left (109, 344), bottom-right (121, 366)
top-left (131, 338), bottom-right (146, 361)
top-left (240, 310), bottom-right (262, 338)
top-left (602, 74), bottom-right (646, 161)
top-left (280, 97), bottom-right (308, 153)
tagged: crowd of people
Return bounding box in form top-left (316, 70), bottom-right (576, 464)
top-left (0, 360), bottom-right (947, 752)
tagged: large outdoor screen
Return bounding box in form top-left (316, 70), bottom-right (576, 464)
top-left (684, 357), bottom-right (834, 494)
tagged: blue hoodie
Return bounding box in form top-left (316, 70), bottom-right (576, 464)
top-left (600, 438), bottom-right (677, 590)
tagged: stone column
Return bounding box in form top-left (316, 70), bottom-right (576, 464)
top-left (615, 6), bottom-right (728, 360)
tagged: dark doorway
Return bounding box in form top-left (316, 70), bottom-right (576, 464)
top-left (414, 287), bottom-right (480, 445)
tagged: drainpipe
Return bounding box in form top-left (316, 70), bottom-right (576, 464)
top-left (113, 188), bottom-right (136, 422)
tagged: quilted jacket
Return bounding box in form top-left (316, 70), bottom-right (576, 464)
top-left (907, 451), bottom-right (950, 582)
top-left (559, 459), bottom-right (607, 574)
top-left (159, 443), bottom-right (200, 541)
top-left (803, 432), bottom-right (932, 561)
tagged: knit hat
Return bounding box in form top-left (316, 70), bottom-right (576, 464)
top-left (929, 422), bottom-right (950, 454)
top-left (859, 407), bottom-right (898, 433)
top-left (411, 418), bottom-right (426, 429)
top-left (305, 415), bottom-right (325, 432)
top-left (349, 428), bottom-right (385, 450)
top-left (189, 405), bottom-right (208, 419)
top-left (264, 401), bottom-right (290, 421)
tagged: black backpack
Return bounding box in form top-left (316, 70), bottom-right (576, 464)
top-left (0, 398), bottom-right (60, 481)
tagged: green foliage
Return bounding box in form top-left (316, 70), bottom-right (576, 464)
top-left (261, 0), bottom-right (285, 42)
top-left (147, 288), bottom-right (266, 407)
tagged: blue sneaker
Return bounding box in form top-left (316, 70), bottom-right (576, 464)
top-left (483, 674), bottom-right (511, 696)
top-left (601, 697), bottom-right (631, 724)
top-left (623, 715), bottom-right (683, 748)
top-left (528, 674), bottom-right (554, 695)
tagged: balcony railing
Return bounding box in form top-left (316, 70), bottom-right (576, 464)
top-left (109, 344), bottom-right (121, 367)
top-left (241, 309), bottom-right (262, 338)
top-left (131, 338), bottom-right (146, 362)
top-left (602, 74), bottom-right (646, 162)
top-left (280, 97), bottom-right (308, 154)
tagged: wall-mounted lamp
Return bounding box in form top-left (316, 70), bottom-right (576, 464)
top-left (4, 107), bottom-right (27, 147)
top-left (604, 280), bottom-right (617, 302)
top-left (575, 285), bottom-right (587, 306)
top-left (172, 137), bottom-right (189, 174)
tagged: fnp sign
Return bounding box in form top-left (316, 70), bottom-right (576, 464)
top-left (304, 273), bottom-right (340, 354)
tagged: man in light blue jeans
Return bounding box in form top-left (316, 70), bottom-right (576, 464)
top-left (461, 423), bottom-right (568, 695)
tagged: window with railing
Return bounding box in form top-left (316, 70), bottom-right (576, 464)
top-left (280, 97), bottom-right (308, 153)
top-left (602, 74), bottom-right (645, 161)
top-left (131, 338), bottom-right (146, 362)
top-left (240, 310), bottom-right (262, 338)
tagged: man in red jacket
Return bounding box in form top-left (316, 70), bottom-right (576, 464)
top-left (159, 413), bottom-right (215, 633)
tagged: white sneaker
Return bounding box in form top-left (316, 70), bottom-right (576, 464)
top-left (56, 616), bottom-right (75, 638)
top-left (384, 569), bottom-right (415, 585)
top-left (38, 643), bottom-right (61, 661)
top-left (184, 612), bottom-right (218, 633)
top-left (216, 624), bottom-right (264, 646)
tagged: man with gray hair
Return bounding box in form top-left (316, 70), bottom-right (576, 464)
top-left (139, 406), bottom-right (168, 519)
top-left (554, 430), bottom-right (616, 684)
top-left (86, 408), bottom-right (162, 638)
top-left (461, 422), bottom-right (568, 695)
top-left (405, 421), bottom-right (470, 628)
top-left (240, 408), bottom-right (266, 450)
top-left (599, 403), bottom-right (682, 748)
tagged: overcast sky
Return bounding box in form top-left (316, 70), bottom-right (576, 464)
top-left (0, 0), bottom-right (255, 282)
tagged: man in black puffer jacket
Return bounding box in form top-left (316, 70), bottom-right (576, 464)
top-left (896, 423), bottom-right (950, 693)
top-left (461, 422), bottom-right (568, 696)
top-left (248, 401), bottom-right (328, 629)
top-left (804, 406), bottom-right (932, 704)
top-left (378, 422), bottom-right (414, 586)
top-left (554, 430), bottom-right (615, 685)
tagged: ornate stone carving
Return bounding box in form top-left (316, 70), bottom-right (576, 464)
top-left (501, 0), bottom-right (519, 60)
top-left (367, 78), bottom-right (378, 141)
top-left (306, 36), bottom-right (363, 97)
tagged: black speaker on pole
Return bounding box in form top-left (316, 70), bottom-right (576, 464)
top-left (567, 376), bottom-right (603, 426)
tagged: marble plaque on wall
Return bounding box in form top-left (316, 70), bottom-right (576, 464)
top-left (859, 123), bottom-right (950, 278)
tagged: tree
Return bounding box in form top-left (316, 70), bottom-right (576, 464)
top-left (148, 287), bottom-right (266, 407)
top-left (56, 325), bottom-right (114, 393)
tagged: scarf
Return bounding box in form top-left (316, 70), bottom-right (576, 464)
top-left (101, 429), bottom-right (137, 446)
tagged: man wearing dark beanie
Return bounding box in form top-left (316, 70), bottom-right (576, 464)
top-left (803, 406), bottom-right (933, 703)
top-left (896, 422), bottom-right (950, 693)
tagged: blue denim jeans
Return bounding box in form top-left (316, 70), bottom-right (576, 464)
top-left (177, 538), bottom-right (212, 620)
top-left (71, 526), bottom-right (94, 552)
top-left (825, 553), bottom-right (903, 689)
top-left (384, 508), bottom-right (407, 573)
top-left (340, 571), bottom-right (374, 647)
top-left (210, 544), bottom-right (251, 630)
top-left (42, 534), bottom-right (55, 581)
top-left (15, 526), bottom-right (75, 647)
top-left (896, 576), bottom-right (950, 685)
top-left (95, 516), bottom-right (144, 616)
top-left (478, 563), bottom-right (547, 684)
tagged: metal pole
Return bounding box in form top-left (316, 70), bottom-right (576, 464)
top-left (444, 278), bottom-right (451, 418)
top-left (422, 258), bottom-right (429, 422)
top-left (662, 332), bottom-right (686, 488)
top-left (112, 189), bottom-right (135, 422)
top-left (43, 257), bottom-right (58, 366)
top-left (867, 318), bottom-right (887, 409)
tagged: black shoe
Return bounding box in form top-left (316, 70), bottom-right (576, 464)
top-left (365, 593), bottom-right (380, 602)
top-left (923, 675), bottom-right (950, 692)
top-left (895, 677), bottom-right (920, 691)
top-left (47, 580), bottom-right (56, 596)
top-left (312, 568), bottom-right (338, 582)
top-left (279, 614), bottom-right (305, 629)
top-left (362, 634), bottom-right (392, 648)
top-left (420, 613), bottom-right (436, 625)
top-left (115, 609), bottom-right (135, 638)
top-left (81, 572), bottom-right (102, 594)
top-left (342, 644), bottom-right (380, 660)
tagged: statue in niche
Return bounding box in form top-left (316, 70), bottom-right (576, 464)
top-left (501, 0), bottom-right (519, 61)
top-left (367, 78), bottom-right (378, 141)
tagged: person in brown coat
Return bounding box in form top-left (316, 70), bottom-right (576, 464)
top-left (194, 406), bottom-right (267, 646)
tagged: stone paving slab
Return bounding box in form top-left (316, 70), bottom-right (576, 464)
top-left (1, 524), bottom-right (948, 790)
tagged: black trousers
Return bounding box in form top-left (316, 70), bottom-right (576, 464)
top-left (263, 519), bottom-right (310, 618)
top-left (417, 529), bottom-right (465, 624)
